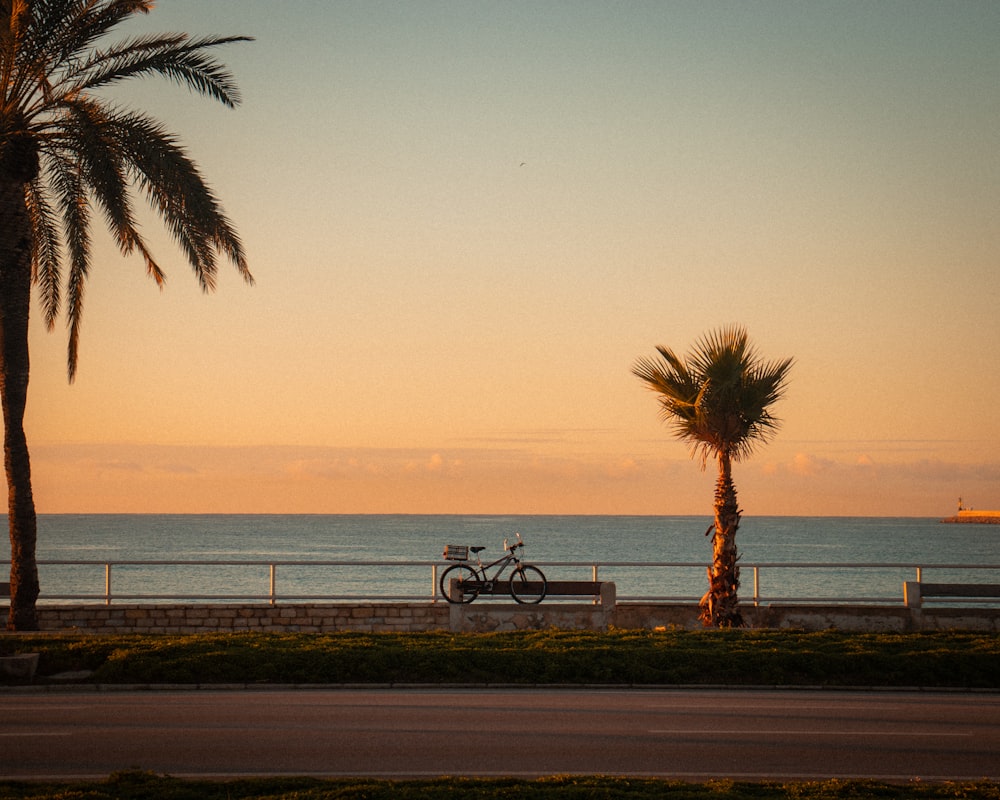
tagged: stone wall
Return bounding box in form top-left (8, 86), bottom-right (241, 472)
top-left (6, 600), bottom-right (999, 633)
top-left (27, 603), bottom-right (450, 634)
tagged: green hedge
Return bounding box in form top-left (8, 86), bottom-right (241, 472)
top-left (2, 629), bottom-right (998, 688)
top-left (0, 771), bottom-right (997, 800)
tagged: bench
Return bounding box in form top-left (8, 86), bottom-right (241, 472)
top-left (903, 581), bottom-right (1000, 607)
top-left (449, 580), bottom-right (615, 607)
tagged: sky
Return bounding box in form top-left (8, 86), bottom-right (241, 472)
top-left (19, 0), bottom-right (1000, 516)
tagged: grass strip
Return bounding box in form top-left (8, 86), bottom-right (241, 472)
top-left (1, 629), bottom-right (998, 687)
top-left (0, 772), bottom-right (998, 800)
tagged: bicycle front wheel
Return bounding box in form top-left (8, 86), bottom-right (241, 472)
top-left (509, 565), bottom-right (547, 604)
top-left (439, 563), bottom-right (480, 604)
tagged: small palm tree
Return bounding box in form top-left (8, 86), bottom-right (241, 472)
top-left (632, 326), bottom-right (792, 627)
top-left (1, 1), bottom-right (252, 630)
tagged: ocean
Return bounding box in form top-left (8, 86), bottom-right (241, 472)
top-left (3, 515), bottom-right (998, 604)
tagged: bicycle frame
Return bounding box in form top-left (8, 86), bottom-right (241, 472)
top-left (468, 549), bottom-right (522, 590)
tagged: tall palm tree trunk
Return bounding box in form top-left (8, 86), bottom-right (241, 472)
top-left (699, 451), bottom-right (743, 628)
top-left (0, 174), bottom-right (40, 631)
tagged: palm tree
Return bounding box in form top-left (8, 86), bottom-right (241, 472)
top-left (632, 326), bottom-right (792, 628)
top-left (1, 0), bottom-right (252, 630)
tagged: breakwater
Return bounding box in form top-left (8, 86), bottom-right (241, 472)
top-left (942, 510), bottom-right (1000, 524)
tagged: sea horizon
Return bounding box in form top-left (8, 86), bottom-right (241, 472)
top-left (28, 511), bottom-right (947, 519)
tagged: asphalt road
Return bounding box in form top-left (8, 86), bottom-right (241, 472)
top-left (1, 688), bottom-right (998, 782)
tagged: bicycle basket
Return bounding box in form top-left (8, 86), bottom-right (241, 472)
top-left (443, 544), bottom-right (469, 561)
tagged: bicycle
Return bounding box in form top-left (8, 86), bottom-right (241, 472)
top-left (439, 534), bottom-right (547, 604)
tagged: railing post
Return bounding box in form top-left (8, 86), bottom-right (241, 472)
top-left (431, 564), bottom-right (438, 602)
top-left (916, 566), bottom-right (923, 582)
top-left (104, 563), bottom-right (112, 606)
top-left (269, 564), bottom-right (276, 606)
top-left (753, 566), bottom-right (760, 606)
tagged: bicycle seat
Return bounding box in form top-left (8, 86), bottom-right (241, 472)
top-left (470, 546), bottom-right (486, 553)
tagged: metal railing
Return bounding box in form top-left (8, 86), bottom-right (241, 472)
top-left (28, 559), bottom-right (1000, 606)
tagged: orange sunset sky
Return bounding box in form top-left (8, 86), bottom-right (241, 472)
top-left (18, 1), bottom-right (1000, 516)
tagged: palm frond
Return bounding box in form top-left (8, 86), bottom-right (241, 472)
top-left (108, 109), bottom-right (249, 290)
top-left (25, 177), bottom-right (62, 329)
top-left (11, 1), bottom-right (144, 105)
top-left (53, 96), bottom-right (173, 295)
top-left (41, 0), bottom-right (153, 77)
top-left (47, 150), bottom-right (92, 381)
top-left (1, 0), bottom-right (32, 92)
top-left (65, 33), bottom-right (252, 107)
top-left (55, 95), bottom-right (144, 256)
top-left (49, 32), bottom-right (186, 99)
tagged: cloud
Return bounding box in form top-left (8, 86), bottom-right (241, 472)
top-left (604, 457), bottom-right (640, 478)
top-left (769, 452), bottom-right (1000, 487)
top-left (283, 456), bottom-right (385, 479)
top-left (94, 460), bottom-right (144, 474)
top-left (160, 462), bottom-right (200, 475)
top-left (457, 429), bottom-right (614, 446)
top-left (892, 458), bottom-right (1000, 484)
top-left (789, 452), bottom-right (834, 477)
top-left (29, 441), bottom-right (1000, 515)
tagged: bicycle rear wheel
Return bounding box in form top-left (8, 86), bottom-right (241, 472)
top-left (509, 565), bottom-right (547, 604)
top-left (439, 563), bottom-right (480, 604)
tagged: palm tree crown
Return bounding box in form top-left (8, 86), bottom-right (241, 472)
top-left (632, 325), bottom-right (793, 468)
top-left (2, 0), bottom-right (253, 379)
